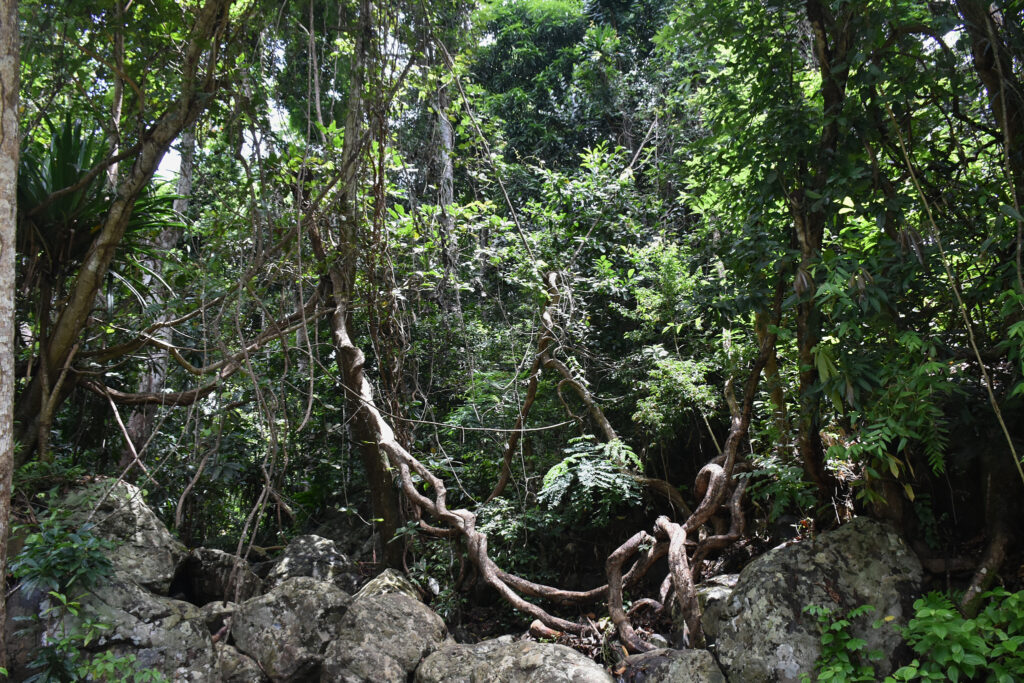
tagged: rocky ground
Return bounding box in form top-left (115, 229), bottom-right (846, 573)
top-left (3, 478), bottom-right (924, 682)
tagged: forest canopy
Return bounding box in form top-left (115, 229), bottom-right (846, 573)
top-left (2, 0), bottom-right (1024, 661)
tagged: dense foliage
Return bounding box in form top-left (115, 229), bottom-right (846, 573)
top-left (5, 0), bottom-right (1024, 671)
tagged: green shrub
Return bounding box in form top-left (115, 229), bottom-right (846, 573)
top-left (538, 436), bottom-right (641, 527)
top-left (632, 346), bottom-right (718, 441)
top-left (11, 503), bottom-right (115, 595)
top-left (476, 498), bottom-right (553, 576)
top-left (804, 590), bottom-right (1024, 683)
top-left (11, 494), bottom-right (167, 682)
top-left (802, 603), bottom-right (883, 682)
top-left (889, 590), bottom-right (1024, 683)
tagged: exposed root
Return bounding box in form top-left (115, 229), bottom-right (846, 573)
top-left (961, 525), bottom-right (1010, 616)
top-left (691, 478), bottom-right (749, 581)
top-left (313, 47), bottom-right (788, 640)
top-left (636, 475), bottom-right (693, 517)
top-left (655, 516), bottom-right (702, 646)
top-left (607, 531), bottom-right (658, 653)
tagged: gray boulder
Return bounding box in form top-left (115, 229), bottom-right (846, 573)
top-left (215, 642), bottom-right (269, 682)
top-left (617, 648), bottom-right (726, 682)
top-left (354, 567), bottom-right (422, 602)
top-left (265, 534), bottom-right (360, 593)
top-left (83, 578), bottom-right (215, 679)
top-left (311, 507), bottom-right (378, 559)
top-left (711, 517), bottom-right (922, 682)
top-left (6, 577), bottom-right (217, 681)
top-left (199, 599), bottom-right (236, 634)
top-left (321, 591), bottom-right (447, 682)
top-left (696, 573), bottom-right (738, 644)
top-left (62, 479), bottom-right (187, 594)
top-left (182, 547), bottom-right (262, 604)
top-left (232, 576), bottom-right (351, 682)
top-left (415, 638), bottom-right (614, 683)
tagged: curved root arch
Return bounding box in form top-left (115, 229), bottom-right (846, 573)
top-left (322, 263), bottom-right (785, 649)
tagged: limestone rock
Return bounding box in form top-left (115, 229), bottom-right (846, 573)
top-left (647, 633), bottom-right (670, 650)
top-left (0, 576), bottom-right (211, 681)
top-left (215, 642), bottom-right (269, 683)
top-left (415, 638), bottom-right (614, 683)
top-left (321, 592), bottom-right (447, 682)
top-left (232, 576), bottom-right (351, 682)
top-left (310, 507), bottom-right (377, 558)
top-left (62, 479), bottom-right (187, 594)
top-left (617, 648), bottom-right (726, 682)
top-left (180, 548), bottom-right (262, 604)
top-left (354, 567), bottom-right (422, 602)
top-left (696, 573), bottom-right (738, 644)
top-left (199, 600), bottom-right (236, 634)
top-left (265, 534), bottom-right (360, 593)
top-left (711, 517), bottom-right (922, 682)
top-left (414, 636), bottom-right (515, 683)
top-left (87, 578), bottom-right (214, 679)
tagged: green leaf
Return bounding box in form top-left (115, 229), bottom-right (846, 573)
top-left (999, 204), bottom-right (1023, 222)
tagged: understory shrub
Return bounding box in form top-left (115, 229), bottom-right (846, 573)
top-left (538, 436), bottom-right (642, 527)
top-left (890, 589), bottom-right (1024, 682)
top-left (805, 589), bottom-right (1024, 682)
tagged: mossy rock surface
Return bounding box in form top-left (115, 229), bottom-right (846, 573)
top-left (712, 517), bottom-right (922, 682)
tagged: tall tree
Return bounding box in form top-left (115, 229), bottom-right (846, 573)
top-left (0, 0), bottom-right (18, 669)
top-left (956, 0), bottom-right (1024, 204)
top-left (307, 0), bottom-right (406, 568)
top-left (13, 0), bottom-right (234, 463)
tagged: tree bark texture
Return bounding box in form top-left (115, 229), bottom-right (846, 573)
top-left (0, 0), bottom-right (19, 668)
top-left (105, 0), bottom-right (125, 188)
top-left (311, 0), bottom-right (404, 569)
top-left (790, 0), bottom-right (851, 500)
top-left (956, 0), bottom-right (1024, 198)
top-left (433, 78), bottom-right (460, 312)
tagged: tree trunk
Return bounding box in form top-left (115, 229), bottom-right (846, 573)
top-left (433, 78), bottom-right (460, 313)
top-left (755, 309), bottom-right (788, 451)
top-left (790, 0), bottom-right (852, 502)
top-left (106, 0), bottom-right (124, 188)
top-left (956, 0), bottom-right (1024, 197)
top-left (318, 0), bottom-right (404, 568)
top-left (953, 0), bottom-right (1024, 608)
top-left (14, 0), bottom-right (232, 464)
top-left (0, 0), bottom-right (19, 669)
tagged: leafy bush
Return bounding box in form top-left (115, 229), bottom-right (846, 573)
top-left (802, 603), bottom-right (883, 682)
top-left (538, 436), bottom-right (641, 527)
top-left (804, 590), bottom-right (1024, 682)
top-left (632, 346), bottom-right (718, 441)
top-left (11, 500), bottom-right (115, 595)
top-left (890, 590), bottom-right (1024, 682)
top-left (12, 460), bottom-right (88, 498)
top-left (741, 456), bottom-right (818, 524)
top-left (476, 498), bottom-right (553, 574)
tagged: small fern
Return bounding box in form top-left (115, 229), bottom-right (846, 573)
top-left (539, 436), bottom-right (641, 526)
